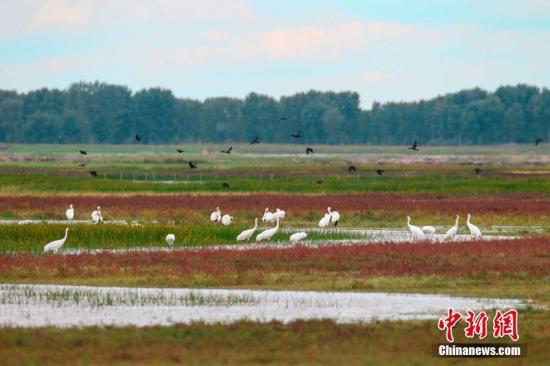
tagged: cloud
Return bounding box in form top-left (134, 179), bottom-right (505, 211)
top-left (259, 22), bottom-right (365, 60)
top-left (32, 0), bottom-right (89, 28)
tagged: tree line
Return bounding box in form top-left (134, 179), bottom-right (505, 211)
top-left (0, 82), bottom-right (548, 145)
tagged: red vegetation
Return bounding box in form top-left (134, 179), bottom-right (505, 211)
top-left (1, 238), bottom-right (549, 280)
top-left (2, 193), bottom-right (550, 216)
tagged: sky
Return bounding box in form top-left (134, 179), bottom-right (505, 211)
top-left (0, 0), bottom-right (549, 108)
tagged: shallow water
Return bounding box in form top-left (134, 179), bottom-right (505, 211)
top-left (0, 284), bottom-right (526, 328)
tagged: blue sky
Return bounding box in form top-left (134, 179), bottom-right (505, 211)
top-left (0, 0), bottom-right (549, 107)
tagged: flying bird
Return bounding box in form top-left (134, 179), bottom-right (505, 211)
top-left (188, 161), bottom-right (197, 169)
top-left (475, 167), bottom-right (482, 175)
top-left (408, 140), bottom-right (419, 151)
top-left (79, 150), bottom-right (87, 155)
top-left (348, 165), bottom-right (357, 173)
top-left (77, 163), bottom-right (87, 167)
top-left (222, 182), bottom-right (230, 189)
top-left (291, 130), bottom-right (302, 138)
top-left (306, 147), bottom-right (314, 155)
top-left (536, 137), bottom-right (544, 146)
top-left (250, 136), bottom-right (260, 145)
top-left (135, 134), bottom-right (143, 141)
top-left (279, 117), bottom-right (288, 121)
top-left (316, 180), bottom-right (324, 185)
top-left (221, 146), bottom-right (232, 154)
top-left (89, 171), bottom-right (98, 177)
top-left (376, 169), bottom-right (385, 176)
top-left (176, 149), bottom-right (184, 153)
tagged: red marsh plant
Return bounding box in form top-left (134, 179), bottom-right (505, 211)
top-left (1, 238), bottom-right (549, 282)
top-left (2, 193), bottom-right (550, 219)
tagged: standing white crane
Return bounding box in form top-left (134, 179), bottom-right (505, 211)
top-left (289, 232), bottom-right (307, 243)
top-left (318, 213), bottom-right (331, 228)
top-left (221, 214), bottom-right (233, 226)
top-left (236, 218), bottom-right (258, 241)
top-left (210, 207), bottom-right (222, 223)
top-left (443, 215), bottom-right (459, 242)
top-left (91, 206), bottom-right (103, 224)
top-left (65, 204), bottom-right (74, 222)
top-left (262, 208), bottom-right (274, 222)
top-left (328, 207), bottom-right (340, 226)
top-left (467, 213), bottom-right (482, 239)
top-left (166, 234), bottom-right (175, 247)
top-left (256, 219), bottom-right (280, 242)
top-left (44, 227), bottom-right (69, 253)
top-left (407, 216), bottom-right (426, 239)
top-left (273, 208), bottom-right (286, 221)
top-left (422, 226), bottom-right (436, 235)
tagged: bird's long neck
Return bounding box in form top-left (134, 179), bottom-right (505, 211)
top-left (455, 216), bottom-right (459, 226)
top-left (254, 219), bottom-right (258, 229)
top-left (63, 229), bottom-right (68, 240)
top-left (407, 217), bottom-right (411, 225)
top-left (467, 215), bottom-right (470, 224)
top-left (275, 219), bottom-right (279, 229)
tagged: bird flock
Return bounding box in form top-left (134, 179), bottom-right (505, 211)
top-left (78, 126), bottom-right (546, 183)
top-left (43, 202), bottom-right (486, 252)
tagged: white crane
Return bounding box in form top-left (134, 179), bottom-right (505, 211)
top-left (273, 208), bottom-right (286, 221)
top-left (44, 227), bottom-right (69, 253)
top-left (262, 208), bottom-right (274, 222)
top-left (65, 204), bottom-right (74, 222)
top-left (256, 219), bottom-right (280, 242)
top-left (422, 226), bottom-right (436, 235)
top-left (166, 234), bottom-right (175, 247)
top-left (210, 207), bottom-right (222, 223)
top-left (236, 218), bottom-right (258, 241)
top-left (318, 213), bottom-right (331, 228)
top-left (328, 207), bottom-right (340, 226)
top-left (289, 232), bottom-right (307, 243)
top-left (443, 215), bottom-right (459, 242)
top-left (407, 216), bottom-right (426, 239)
top-left (221, 214), bottom-right (233, 226)
top-left (91, 206), bottom-right (103, 224)
top-left (467, 213), bottom-right (482, 239)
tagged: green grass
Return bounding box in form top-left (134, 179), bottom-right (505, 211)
top-left (1, 173), bottom-right (550, 194)
top-left (0, 224), bottom-right (362, 254)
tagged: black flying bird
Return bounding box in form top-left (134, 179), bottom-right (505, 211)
top-left (408, 140), bottom-right (419, 151)
top-left (291, 130), bottom-right (302, 138)
top-left (316, 180), bottom-right (324, 185)
top-left (135, 134), bottom-right (143, 142)
top-left (250, 136), bottom-right (260, 145)
top-left (280, 117), bottom-right (288, 121)
top-left (188, 161), bottom-right (197, 169)
top-left (221, 146), bottom-right (232, 154)
top-left (376, 169), bottom-right (385, 176)
top-left (79, 150), bottom-right (87, 155)
top-left (475, 167), bottom-right (482, 175)
top-left (176, 149), bottom-right (185, 153)
top-left (306, 147), bottom-right (314, 155)
top-left (89, 171), bottom-right (98, 177)
top-left (222, 182), bottom-right (230, 189)
top-left (78, 163), bottom-right (87, 167)
top-left (348, 165), bottom-right (357, 173)
top-left (536, 137), bottom-right (544, 146)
